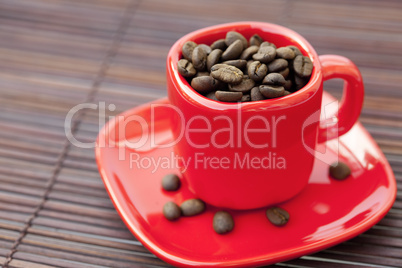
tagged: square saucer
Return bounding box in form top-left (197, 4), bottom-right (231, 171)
top-left (95, 91), bottom-right (396, 267)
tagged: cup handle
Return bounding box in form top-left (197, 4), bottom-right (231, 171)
top-left (317, 55), bottom-right (364, 143)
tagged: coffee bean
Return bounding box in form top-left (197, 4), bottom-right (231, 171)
top-left (205, 91), bottom-right (218, 101)
top-left (181, 199), bottom-right (205, 216)
top-left (198, 44), bottom-right (212, 55)
top-left (246, 60), bottom-right (254, 73)
top-left (293, 55), bottom-right (313, 77)
top-left (252, 45), bottom-right (276, 63)
top-left (240, 45), bottom-right (259, 60)
top-left (262, 73), bottom-right (286, 86)
top-left (278, 67), bottom-right (290, 79)
top-left (251, 86), bottom-right (265, 101)
top-left (241, 94), bottom-right (251, 102)
top-left (221, 40), bottom-right (244, 61)
top-left (276, 47), bottom-right (296, 60)
top-left (259, 85), bottom-right (285, 98)
top-left (213, 211), bottom-right (234, 234)
top-left (329, 161), bottom-right (351, 180)
top-left (161, 174), bottom-right (181, 191)
top-left (195, 71), bottom-right (210, 77)
top-left (229, 75), bottom-right (255, 92)
top-left (192, 46), bottom-right (207, 71)
top-left (215, 91), bottom-right (243, 102)
top-left (284, 79), bottom-right (292, 91)
top-left (207, 49), bottom-right (223, 71)
top-left (177, 59), bottom-right (196, 78)
top-left (191, 76), bottom-right (220, 93)
top-left (210, 64), bottom-right (243, 84)
top-left (260, 41), bottom-right (277, 49)
top-left (248, 61), bottom-right (268, 82)
top-left (287, 45), bottom-right (303, 56)
top-left (225, 31), bottom-right (248, 49)
top-left (182, 41), bottom-right (197, 61)
top-left (267, 58), bottom-right (288, 72)
top-left (249, 34), bottom-right (264, 46)
top-left (294, 75), bottom-right (309, 90)
top-left (163, 202), bottom-right (181, 221)
top-left (266, 207), bottom-right (289, 226)
top-left (211, 39), bottom-right (227, 50)
top-left (284, 90), bottom-right (291, 96)
top-left (222, 59), bottom-right (247, 69)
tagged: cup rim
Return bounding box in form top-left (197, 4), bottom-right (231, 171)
top-left (167, 21), bottom-right (322, 110)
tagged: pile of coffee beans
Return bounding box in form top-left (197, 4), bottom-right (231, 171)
top-left (329, 161), bottom-right (351, 180)
top-left (178, 31), bottom-right (313, 102)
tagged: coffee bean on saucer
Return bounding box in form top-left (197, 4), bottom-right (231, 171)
top-left (276, 47), bottom-right (296, 60)
top-left (266, 207), bottom-right (289, 226)
top-left (207, 49), bottom-right (223, 71)
top-left (177, 59), bottom-right (196, 78)
top-left (259, 85), bottom-right (285, 98)
top-left (262, 73), bottom-right (286, 86)
top-left (249, 34), bottom-right (264, 46)
top-left (161, 174), bottom-right (181, 191)
top-left (182, 41), bottom-right (197, 61)
top-left (163, 202), bottom-right (181, 221)
top-left (267, 58), bottom-right (288, 72)
top-left (293, 55), bottom-right (313, 77)
top-left (192, 45), bottom-right (208, 71)
top-left (210, 64), bottom-right (243, 84)
top-left (240, 45), bottom-right (259, 60)
top-left (329, 161), bottom-right (351, 180)
top-left (213, 211), bottom-right (234, 234)
top-left (225, 31), bottom-right (248, 49)
top-left (284, 90), bottom-right (291, 96)
top-left (252, 45), bottom-right (276, 63)
top-left (215, 90), bottom-right (243, 102)
top-left (221, 39), bottom-right (244, 61)
top-left (251, 86), bottom-right (265, 101)
top-left (248, 61), bottom-right (268, 82)
top-left (211, 39), bottom-right (227, 50)
top-left (222, 59), bottom-right (247, 70)
top-left (228, 75), bottom-right (255, 92)
top-left (191, 76), bottom-right (220, 93)
top-left (181, 199), bottom-right (205, 216)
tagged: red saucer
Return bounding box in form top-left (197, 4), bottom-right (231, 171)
top-left (95, 92), bottom-right (396, 267)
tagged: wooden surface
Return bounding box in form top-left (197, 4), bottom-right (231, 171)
top-left (0, 0), bottom-right (401, 267)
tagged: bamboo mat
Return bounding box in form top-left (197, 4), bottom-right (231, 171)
top-left (0, 0), bottom-right (401, 267)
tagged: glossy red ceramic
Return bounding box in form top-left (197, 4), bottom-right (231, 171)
top-left (166, 22), bottom-right (365, 209)
top-left (95, 92), bottom-right (396, 268)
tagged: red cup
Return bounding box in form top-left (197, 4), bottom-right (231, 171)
top-left (166, 22), bottom-right (364, 210)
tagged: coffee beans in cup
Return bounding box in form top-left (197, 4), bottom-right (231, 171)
top-left (178, 31), bottom-right (313, 102)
